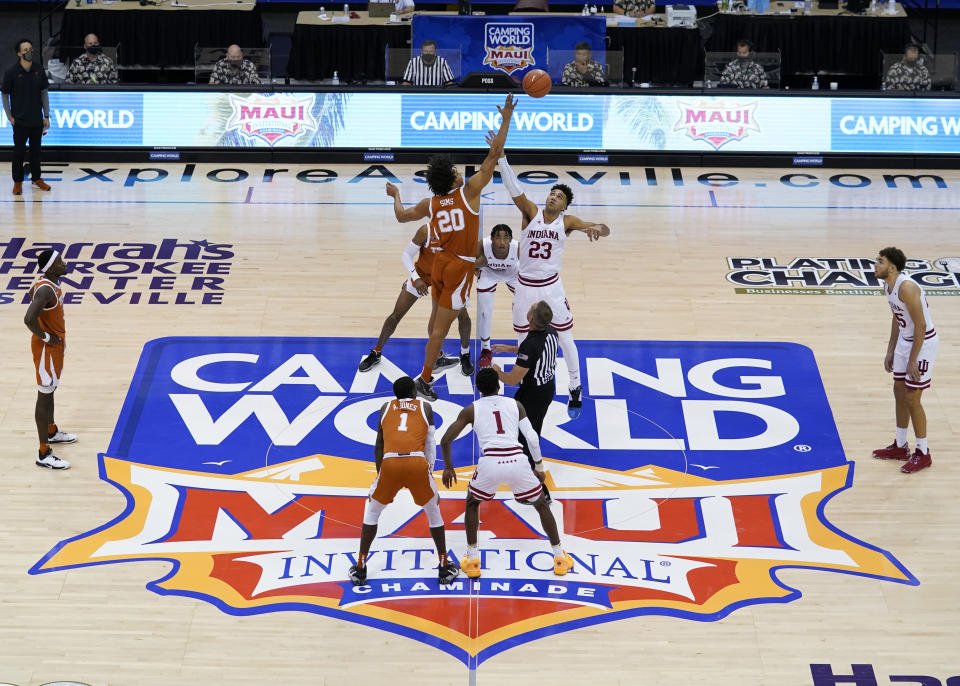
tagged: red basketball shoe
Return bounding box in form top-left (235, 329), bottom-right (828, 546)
top-left (872, 441), bottom-right (910, 460)
top-left (478, 349), bottom-right (493, 368)
top-left (901, 449), bottom-right (932, 474)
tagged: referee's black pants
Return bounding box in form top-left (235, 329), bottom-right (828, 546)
top-left (12, 123), bottom-right (43, 183)
top-left (514, 379), bottom-right (555, 470)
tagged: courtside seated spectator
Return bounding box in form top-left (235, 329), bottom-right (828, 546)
top-left (66, 33), bottom-right (118, 85)
top-left (882, 44), bottom-right (932, 91)
top-left (562, 43), bottom-right (605, 87)
top-left (614, 0), bottom-right (655, 17)
top-left (209, 44), bottom-right (260, 85)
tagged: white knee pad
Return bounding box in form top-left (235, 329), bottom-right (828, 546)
top-left (422, 495), bottom-right (443, 528)
top-left (363, 497), bottom-right (387, 526)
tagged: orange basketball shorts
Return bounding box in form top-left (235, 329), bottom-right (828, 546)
top-left (370, 456), bottom-right (438, 506)
top-left (430, 252), bottom-right (474, 311)
top-left (31, 335), bottom-right (64, 393)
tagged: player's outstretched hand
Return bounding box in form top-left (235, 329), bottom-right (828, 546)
top-left (497, 92), bottom-right (517, 119)
top-left (442, 466), bottom-right (457, 488)
top-left (385, 182), bottom-right (400, 198)
top-left (484, 130), bottom-right (506, 157)
top-left (491, 343), bottom-right (516, 354)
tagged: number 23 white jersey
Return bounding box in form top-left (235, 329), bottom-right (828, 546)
top-left (473, 395), bottom-right (521, 452)
top-left (519, 210), bottom-right (566, 279)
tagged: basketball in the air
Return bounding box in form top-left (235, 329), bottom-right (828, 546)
top-left (522, 69), bottom-right (552, 98)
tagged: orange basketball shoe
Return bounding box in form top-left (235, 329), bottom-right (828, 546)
top-left (901, 449), bottom-right (932, 474)
top-left (554, 552), bottom-right (574, 576)
top-left (872, 441), bottom-right (910, 460)
top-left (461, 555), bottom-right (481, 579)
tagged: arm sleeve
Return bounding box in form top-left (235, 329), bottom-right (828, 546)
top-left (1, 93), bottom-right (12, 122)
top-left (518, 416), bottom-right (543, 464)
top-left (424, 424), bottom-right (437, 468)
top-left (41, 90), bottom-right (49, 118)
top-left (498, 157), bottom-right (523, 198)
top-left (401, 241), bottom-right (420, 278)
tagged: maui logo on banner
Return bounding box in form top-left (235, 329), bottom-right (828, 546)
top-left (31, 338), bottom-right (915, 666)
top-left (483, 23), bottom-right (535, 74)
top-left (226, 94), bottom-right (319, 146)
top-left (675, 100), bottom-right (761, 150)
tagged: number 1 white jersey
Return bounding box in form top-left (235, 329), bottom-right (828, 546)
top-left (473, 395), bottom-right (521, 453)
top-left (519, 210), bottom-right (566, 280)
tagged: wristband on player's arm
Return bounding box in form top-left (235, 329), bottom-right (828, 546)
top-left (498, 157), bottom-right (523, 199)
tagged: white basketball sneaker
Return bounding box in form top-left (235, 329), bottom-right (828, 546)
top-left (48, 430), bottom-right (78, 444)
top-left (37, 449), bottom-right (71, 470)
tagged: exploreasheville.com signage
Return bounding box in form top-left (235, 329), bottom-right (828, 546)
top-left (1, 91), bottom-right (959, 154)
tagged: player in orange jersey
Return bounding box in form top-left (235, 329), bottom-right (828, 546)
top-left (23, 249), bottom-right (77, 469)
top-left (385, 92), bottom-right (516, 400)
top-left (358, 223), bottom-right (474, 376)
top-left (349, 376), bottom-right (460, 586)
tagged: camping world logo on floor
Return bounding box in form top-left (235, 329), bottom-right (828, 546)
top-left (31, 337), bottom-right (915, 665)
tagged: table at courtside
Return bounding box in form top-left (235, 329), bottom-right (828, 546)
top-left (60, 0), bottom-right (264, 69)
top-left (703, 1), bottom-right (910, 84)
top-left (289, 10), bottom-right (703, 84)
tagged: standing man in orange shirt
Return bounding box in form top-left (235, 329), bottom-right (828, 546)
top-left (349, 376), bottom-right (459, 586)
top-left (24, 249), bottom-right (77, 469)
top-left (385, 92), bottom-right (516, 400)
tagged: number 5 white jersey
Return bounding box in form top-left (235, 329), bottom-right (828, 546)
top-left (473, 395), bottom-right (521, 453)
top-left (519, 210), bottom-right (566, 281)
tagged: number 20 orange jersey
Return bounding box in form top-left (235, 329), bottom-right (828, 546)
top-left (429, 186), bottom-right (480, 262)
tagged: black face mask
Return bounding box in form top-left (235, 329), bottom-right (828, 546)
top-left (86, 45), bottom-right (102, 55)
top-left (228, 59), bottom-right (243, 69)
top-left (21, 49), bottom-right (34, 62)
top-left (421, 54), bottom-right (437, 66)
top-left (905, 57), bottom-right (917, 65)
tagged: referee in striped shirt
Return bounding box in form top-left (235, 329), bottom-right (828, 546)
top-left (493, 301), bottom-right (559, 495)
top-left (402, 40), bottom-right (455, 86)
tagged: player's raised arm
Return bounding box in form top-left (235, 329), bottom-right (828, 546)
top-left (563, 214), bottom-right (610, 242)
top-left (465, 93), bottom-right (517, 203)
top-left (386, 182), bottom-right (430, 223)
top-left (485, 130), bottom-right (538, 225)
top-left (440, 404), bottom-right (474, 487)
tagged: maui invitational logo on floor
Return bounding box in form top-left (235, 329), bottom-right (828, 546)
top-left (727, 256), bottom-right (960, 295)
top-left (31, 337), bottom-right (915, 665)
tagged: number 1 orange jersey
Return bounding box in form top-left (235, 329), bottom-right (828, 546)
top-left (381, 398), bottom-right (431, 458)
top-left (429, 185), bottom-right (480, 261)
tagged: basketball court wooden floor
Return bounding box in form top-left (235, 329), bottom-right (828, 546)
top-left (0, 163), bottom-right (957, 686)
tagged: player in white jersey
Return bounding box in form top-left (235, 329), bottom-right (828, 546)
top-left (440, 368), bottom-right (574, 578)
top-left (474, 224), bottom-right (520, 369)
top-left (492, 139), bottom-right (610, 419)
top-left (872, 247), bottom-right (938, 473)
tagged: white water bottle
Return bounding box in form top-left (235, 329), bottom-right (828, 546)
top-left (319, 5), bottom-right (325, 16)
top-left (582, 3), bottom-right (588, 14)
top-left (811, 75), bottom-right (819, 90)
top-left (343, 2), bottom-right (349, 13)
top-left (886, 0), bottom-right (895, 12)
top-left (332, 70), bottom-right (340, 85)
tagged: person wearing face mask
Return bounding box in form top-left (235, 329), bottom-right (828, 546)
top-left (2, 38), bottom-right (51, 196)
top-left (882, 44), bottom-right (931, 91)
top-left (401, 40), bottom-right (455, 86)
top-left (66, 34), bottom-right (119, 85)
top-left (718, 38), bottom-right (769, 89)
top-left (209, 44), bottom-right (261, 85)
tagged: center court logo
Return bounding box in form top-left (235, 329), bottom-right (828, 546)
top-left (675, 100), bottom-right (761, 150)
top-left (31, 337), bottom-right (915, 666)
top-left (226, 94), bottom-right (319, 146)
top-left (483, 23), bottom-right (535, 74)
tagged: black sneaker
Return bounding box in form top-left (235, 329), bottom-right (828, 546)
top-left (460, 352), bottom-right (474, 376)
top-left (438, 560), bottom-right (460, 585)
top-left (358, 350), bottom-right (381, 372)
top-left (415, 376), bottom-right (438, 401)
top-left (434, 352), bottom-right (459, 370)
top-left (567, 386), bottom-right (583, 419)
top-left (348, 563), bottom-right (368, 586)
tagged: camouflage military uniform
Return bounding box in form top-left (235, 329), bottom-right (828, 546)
top-left (719, 59), bottom-right (768, 88)
top-left (209, 58), bottom-right (261, 86)
top-left (562, 60), bottom-right (606, 87)
top-left (615, 0), bottom-right (655, 13)
top-left (882, 61), bottom-right (931, 91)
top-left (66, 54), bottom-right (118, 85)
